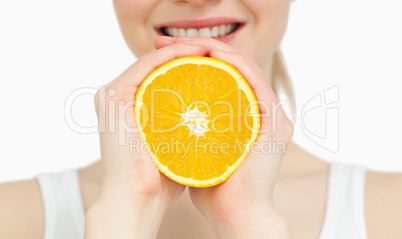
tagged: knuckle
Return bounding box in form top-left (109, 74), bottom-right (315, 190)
top-left (94, 87), bottom-right (106, 117)
top-left (94, 91), bottom-right (99, 106)
top-left (239, 53), bottom-right (257, 67)
top-left (138, 53), bottom-right (151, 62)
top-left (94, 87), bottom-right (105, 107)
top-left (240, 53), bottom-right (250, 62)
top-left (228, 52), bottom-right (247, 63)
top-left (282, 118), bottom-right (294, 138)
top-left (243, 53), bottom-right (252, 59)
top-left (94, 84), bottom-right (118, 106)
top-left (245, 53), bottom-right (258, 64)
top-left (138, 49), bottom-right (157, 62)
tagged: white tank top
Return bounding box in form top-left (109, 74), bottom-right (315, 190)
top-left (36, 161), bottom-right (368, 239)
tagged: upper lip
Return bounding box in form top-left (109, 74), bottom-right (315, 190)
top-left (155, 17), bottom-right (245, 30)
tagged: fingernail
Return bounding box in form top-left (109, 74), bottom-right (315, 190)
top-left (158, 36), bottom-right (174, 43)
top-left (161, 36), bottom-right (174, 42)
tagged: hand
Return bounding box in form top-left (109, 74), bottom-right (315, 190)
top-left (156, 36), bottom-right (293, 239)
top-left (84, 41), bottom-right (209, 239)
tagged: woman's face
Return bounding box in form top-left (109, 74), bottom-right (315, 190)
top-left (113, 0), bottom-right (292, 64)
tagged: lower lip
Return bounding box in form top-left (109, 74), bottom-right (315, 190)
top-left (157, 23), bottom-right (245, 44)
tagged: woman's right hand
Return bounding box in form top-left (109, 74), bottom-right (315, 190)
top-left (155, 37), bottom-right (293, 239)
top-left (83, 39), bottom-right (209, 239)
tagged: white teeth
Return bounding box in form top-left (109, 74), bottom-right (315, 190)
top-left (211, 26), bottom-right (219, 38)
top-left (164, 23), bottom-right (238, 38)
top-left (186, 28), bottom-right (198, 37)
top-left (225, 24), bottom-right (235, 34)
top-left (179, 28), bottom-right (186, 37)
top-left (225, 24), bottom-right (231, 34)
top-left (199, 28), bottom-right (211, 37)
top-left (167, 28), bottom-right (173, 36)
top-left (219, 25), bottom-right (226, 36)
top-left (172, 28), bottom-right (179, 37)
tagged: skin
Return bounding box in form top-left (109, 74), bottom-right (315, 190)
top-left (1, 0), bottom-right (402, 238)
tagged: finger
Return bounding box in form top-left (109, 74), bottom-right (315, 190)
top-left (210, 49), bottom-right (284, 114)
top-left (156, 36), bottom-right (262, 72)
top-left (111, 43), bottom-right (209, 100)
top-left (154, 37), bottom-right (279, 118)
top-left (99, 44), bottom-right (208, 173)
top-left (155, 36), bottom-right (234, 52)
top-left (209, 48), bottom-right (291, 140)
top-left (156, 36), bottom-right (236, 52)
top-left (103, 43), bottom-right (208, 134)
top-left (173, 37), bottom-right (237, 53)
top-left (155, 36), bottom-right (174, 49)
top-left (172, 37), bottom-right (263, 73)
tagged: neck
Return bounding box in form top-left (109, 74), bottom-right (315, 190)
top-left (278, 141), bottom-right (329, 178)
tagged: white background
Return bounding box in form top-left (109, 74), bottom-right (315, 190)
top-left (1, 0), bottom-right (401, 183)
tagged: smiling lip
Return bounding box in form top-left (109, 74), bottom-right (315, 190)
top-left (155, 17), bottom-right (246, 43)
top-left (155, 17), bottom-right (245, 29)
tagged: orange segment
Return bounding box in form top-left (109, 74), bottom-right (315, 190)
top-left (134, 56), bottom-right (260, 187)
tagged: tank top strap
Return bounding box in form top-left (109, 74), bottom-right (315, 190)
top-left (319, 161), bottom-right (368, 239)
top-left (36, 168), bottom-right (85, 239)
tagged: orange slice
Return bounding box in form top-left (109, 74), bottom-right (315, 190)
top-left (134, 56), bottom-right (260, 187)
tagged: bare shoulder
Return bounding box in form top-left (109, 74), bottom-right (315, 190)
top-left (0, 179), bottom-right (44, 239)
top-left (365, 170), bottom-right (402, 238)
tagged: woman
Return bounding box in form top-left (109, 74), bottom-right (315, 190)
top-left (1, 0), bottom-right (401, 238)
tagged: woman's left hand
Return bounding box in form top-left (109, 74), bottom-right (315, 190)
top-left (156, 36), bottom-right (293, 239)
top-left (84, 41), bottom-right (209, 239)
